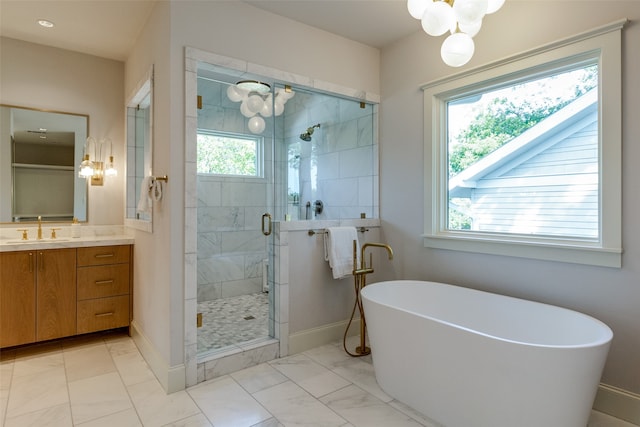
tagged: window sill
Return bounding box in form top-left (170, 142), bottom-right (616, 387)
top-left (423, 233), bottom-right (621, 268)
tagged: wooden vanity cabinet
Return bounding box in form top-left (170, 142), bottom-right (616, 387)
top-left (1, 244), bottom-right (132, 349)
top-left (0, 248), bottom-right (76, 347)
top-left (76, 245), bottom-right (132, 334)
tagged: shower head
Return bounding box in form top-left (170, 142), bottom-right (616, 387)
top-left (300, 124), bottom-right (320, 141)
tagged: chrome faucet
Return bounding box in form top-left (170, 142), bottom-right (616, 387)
top-left (37, 215), bottom-right (43, 240)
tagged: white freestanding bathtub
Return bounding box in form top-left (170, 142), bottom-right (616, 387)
top-left (361, 280), bottom-right (613, 427)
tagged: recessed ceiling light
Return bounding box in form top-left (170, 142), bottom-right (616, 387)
top-left (37, 19), bottom-right (55, 28)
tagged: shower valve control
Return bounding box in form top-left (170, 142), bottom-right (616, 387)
top-left (313, 200), bottom-right (323, 215)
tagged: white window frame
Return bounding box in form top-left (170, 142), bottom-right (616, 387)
top-left (422, 20), bottom-right (626, 268)
top-left (196, 129), bottom-right (264, 179)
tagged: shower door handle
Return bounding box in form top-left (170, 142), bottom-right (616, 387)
top-left (261, 213), bottom-right (272, 236)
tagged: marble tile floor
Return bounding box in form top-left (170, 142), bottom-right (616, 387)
top-left (197, 293), bottom-right (270, 354)
top-left (0, 331), bottom-right (635, 427)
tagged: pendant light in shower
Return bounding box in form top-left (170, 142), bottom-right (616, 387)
top-left (226, 80), bottom-right (295, 134)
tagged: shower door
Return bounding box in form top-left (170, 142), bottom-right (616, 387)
top-left (195, 75), bottom-right (276, 355)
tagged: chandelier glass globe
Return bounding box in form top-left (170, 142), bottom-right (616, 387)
top-left (453, 0), bottom-right (488, 25)
top-left (421, 1), bottom-right (456, 36)
top-left (407, 0), bottom-right (429, 20)
top-left (248, 116), bottom-right (266, 134)
top-left (246, 94), bottom-right (264, 113)
top-left (226, 85), bottom-right (245, 102)
top-left (458, 19), bottom-right (482, 37)
top-left (240, 100), bottom-right (256, 118)
top-left (441, 32), bottom-right (475, 67)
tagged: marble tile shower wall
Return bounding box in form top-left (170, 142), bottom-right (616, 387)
top-left (284, 90), bottom-right (376, 220)
top-left (197, 78), bottom-right (272, 303)
top-left (196, 178), bottom-right (269, 302)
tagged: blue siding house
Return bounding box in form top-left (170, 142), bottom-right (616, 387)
top-left (449, 89), bottom-right (598, 238)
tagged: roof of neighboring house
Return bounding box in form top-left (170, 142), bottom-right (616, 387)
top-left (449, 89), bottom-right (598, 198)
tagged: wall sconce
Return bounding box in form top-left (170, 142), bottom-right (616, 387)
top-left (78, 136), bottom-right (117, 186)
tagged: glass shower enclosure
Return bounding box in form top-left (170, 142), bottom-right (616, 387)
top-left (195, 65), bottom-right (376, 357)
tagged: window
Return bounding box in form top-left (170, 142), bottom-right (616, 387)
top-left (447, 65), bottom-right (598, 238)
top-left (423, 21), bottom-right (625, 267)
top-left (197, 130), bottom-right (263, 177)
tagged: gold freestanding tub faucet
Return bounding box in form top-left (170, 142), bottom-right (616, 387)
top-left (344, 240), bottom-right (394, 357)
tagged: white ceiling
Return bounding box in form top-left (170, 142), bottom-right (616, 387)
top-left (0, 1), bottom-right (158, 61)
top-left (0, 0), bottom-right (420, 62)
top-left (244, 0), bottom-right (419, 48)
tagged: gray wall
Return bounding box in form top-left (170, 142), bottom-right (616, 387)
top-left (380, 2), bottom-right (640, 396)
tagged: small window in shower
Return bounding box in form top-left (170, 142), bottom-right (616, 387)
top-left (197, 130), bottom-right (263, 177)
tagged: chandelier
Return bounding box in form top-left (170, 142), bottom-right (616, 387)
top-left (407, 0), bottom-right (505, 67)
top-left (226, 80), bottom-right (295, 134)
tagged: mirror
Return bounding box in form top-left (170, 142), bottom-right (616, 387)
top-left (125, 68), bottom-right (153, 232)
top-left (0, 105), bottom-right (88, 223)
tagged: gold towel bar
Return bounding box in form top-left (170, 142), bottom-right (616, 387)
top-left (153, 175), bottom-right (168, 182)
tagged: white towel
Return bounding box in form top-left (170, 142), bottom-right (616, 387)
top-left (137, 176), bottom-right (154, 214)
top-left (324, 227), bottom-right (359, 280)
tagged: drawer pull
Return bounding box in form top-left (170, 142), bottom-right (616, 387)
top-left (94, 253), bottom-right (115, 258)
top-left (95, 279), bottom-right (114, 285)
top-left (95, 311), bottom-right (114, 317)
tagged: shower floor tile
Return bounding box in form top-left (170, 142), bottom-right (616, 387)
top-left (197, 293), bottom-right (270, 354)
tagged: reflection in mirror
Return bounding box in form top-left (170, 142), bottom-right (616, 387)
top-left (0, 105), bottom-right (88, 223)
top-left (125, 68), bottom-right (153, 232)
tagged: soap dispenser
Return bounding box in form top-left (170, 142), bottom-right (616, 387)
top-left (71, 217), bottom-right (81, 238)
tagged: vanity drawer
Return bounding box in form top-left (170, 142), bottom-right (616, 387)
top-left (77, 245), bottom-right (130, 267)
top-left (77, 295), bottom-right (129, 334)
top-left (77, 264), bottom-right (129, 300)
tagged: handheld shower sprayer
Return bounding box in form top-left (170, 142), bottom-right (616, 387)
top-left (300, 123), bottom-right (321, 141)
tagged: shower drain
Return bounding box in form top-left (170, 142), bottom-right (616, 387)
top-left (243, 315), bottom-right (255, 320)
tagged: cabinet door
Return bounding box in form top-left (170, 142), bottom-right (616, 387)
top-left (0, 251), bottom-right (36, 347)
top-left (36, 248), bottom-right (76, 341)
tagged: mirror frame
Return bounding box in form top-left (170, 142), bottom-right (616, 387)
top-left (0, 104), bottom-right (89, 224)
top-left (124, 66), bottom-right (154, 233)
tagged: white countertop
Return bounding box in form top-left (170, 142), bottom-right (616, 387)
top-left (0, 235), bottom-right (134, 252)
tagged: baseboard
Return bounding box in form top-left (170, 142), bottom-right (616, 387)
top-left (130, 320), bottom-right (186, 393)
top-left (289, 318), bottom-right (361, 355)
top-left (593, 383), bottom-right (640, 425)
